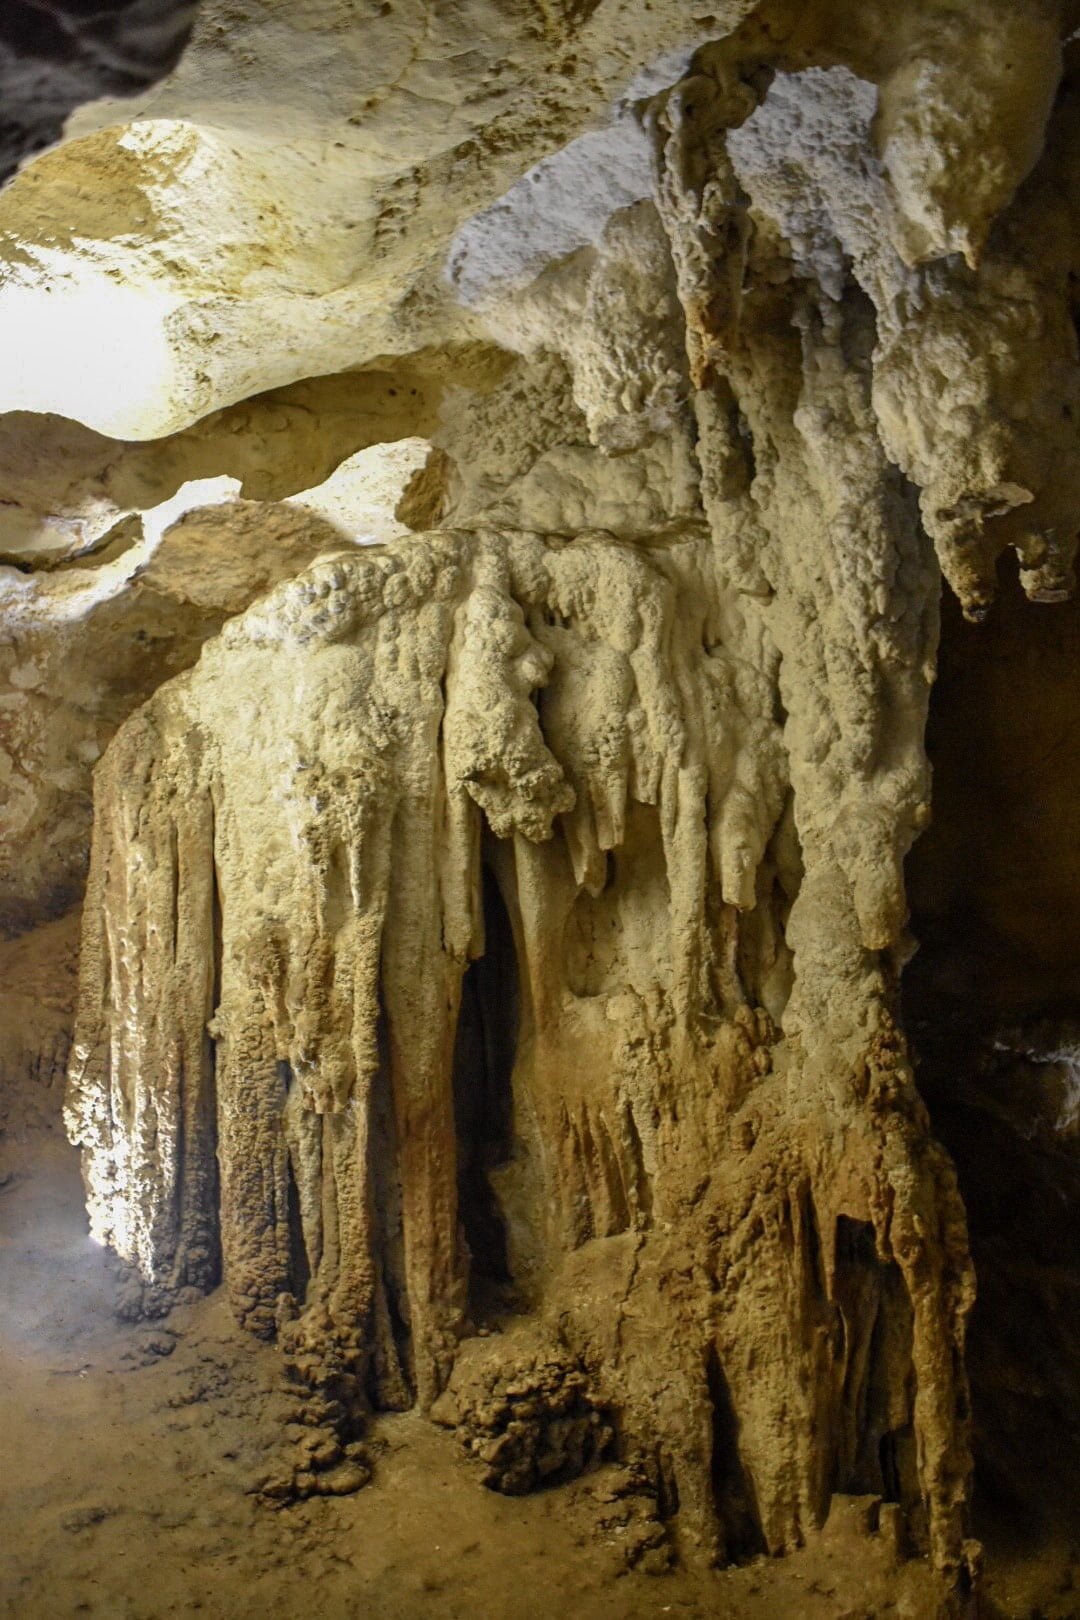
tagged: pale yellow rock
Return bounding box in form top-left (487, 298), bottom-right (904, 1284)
top-left (66, 527), bottom-right (967, 1570)
top-left (0, 0), bottom-right (1074, 1601)
top-left (0, 0), bottom-right (756, 436)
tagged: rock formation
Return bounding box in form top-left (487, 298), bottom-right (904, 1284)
top-left (63, 516), bottom-right (974, 1566)
top-left (1, 0), bottom-right (1079, 1605)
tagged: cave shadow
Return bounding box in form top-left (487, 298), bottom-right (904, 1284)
top-left (904, 562), bottom-right (1080, 1598)
top-left (452, 859), bottom-right (519, 1325)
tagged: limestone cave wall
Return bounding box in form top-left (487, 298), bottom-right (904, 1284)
top-left (1, 0), bottom-right (1079, 1606)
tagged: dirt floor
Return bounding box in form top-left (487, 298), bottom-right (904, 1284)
top-left (0, 1118), bottom-right (1070, 1620)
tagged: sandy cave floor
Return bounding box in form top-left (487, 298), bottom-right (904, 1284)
top-left (0, 1124), bottom-right (1054, 1620)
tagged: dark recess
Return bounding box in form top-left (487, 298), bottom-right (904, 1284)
top-left (0, 0), bottom-right (200, 184)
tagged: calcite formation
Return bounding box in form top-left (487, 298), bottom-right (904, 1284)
top-left (1, 0), bottom-right (1078, 1600)
top-left (65, 525), bottom-right (970, 1567)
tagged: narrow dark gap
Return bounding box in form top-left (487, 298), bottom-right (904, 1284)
top-left (903, 562), bottom-right (1080, 1566)
top-left (653, 1448), bottom-right (680, 1519)
top-left (705, 1343), bottom-right (766, 1563)
top-left (452, 861), bottom-right (519, 1321)
top-left (168, 817), bottom-right (181, 962)
top-left (210, 845), bottom-right (224, 1023)
top-left (323, 836), bottom-right (351, 934)
top-left (831, 1216), bottom-right (870, 1498)
top-left (369, 995), bottom-right (413, 1398)
top-left (802, 1185), bottom-right (826, 1295)
top-left (862, 1307), bottom-right (919, 1511)
top-left (829, 1214), bottom-right (918, 1511)
top-left (284, 1145), bottom-right (310, 1305)
top-left (878, 1429), bottom-right (902, 1505)
top-left (199, 836), bottom-right (224, 1292)
top-left (735, 407), bottom-right (756, 484)
top-left (621, 1099), bottom-right (653, 1223)
top-left (834, 1213), bottom-right (869, 1268)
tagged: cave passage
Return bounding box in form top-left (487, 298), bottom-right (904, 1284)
top-left (905, 564), bottom-right (1080, 1569)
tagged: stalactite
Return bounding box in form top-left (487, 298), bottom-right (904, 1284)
top-left (67, 519), bottom-right (974, 1571)
top-left (645, 50), bottom-right (975, 1571)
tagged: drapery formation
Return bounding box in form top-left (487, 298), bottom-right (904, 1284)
top-left (67, 524), bottom-right (972, 1569)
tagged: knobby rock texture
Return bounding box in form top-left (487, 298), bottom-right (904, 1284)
top-left (1, 0), bottom-right (1079, 1608)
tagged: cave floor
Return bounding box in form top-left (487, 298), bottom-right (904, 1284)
top-left (0, 1125), bottom-right (1049, 1620)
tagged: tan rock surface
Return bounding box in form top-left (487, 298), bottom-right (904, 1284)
top-left (63, 526), bottom-right (970, 1571)
top-left (0, 1), bottom-right (1078, 1615)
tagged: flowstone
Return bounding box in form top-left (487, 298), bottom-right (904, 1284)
top-left (67, 528), bottom-right (972, 1571)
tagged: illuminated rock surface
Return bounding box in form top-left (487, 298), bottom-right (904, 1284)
top-left (1, 1), bottom-right (1079, 1616)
